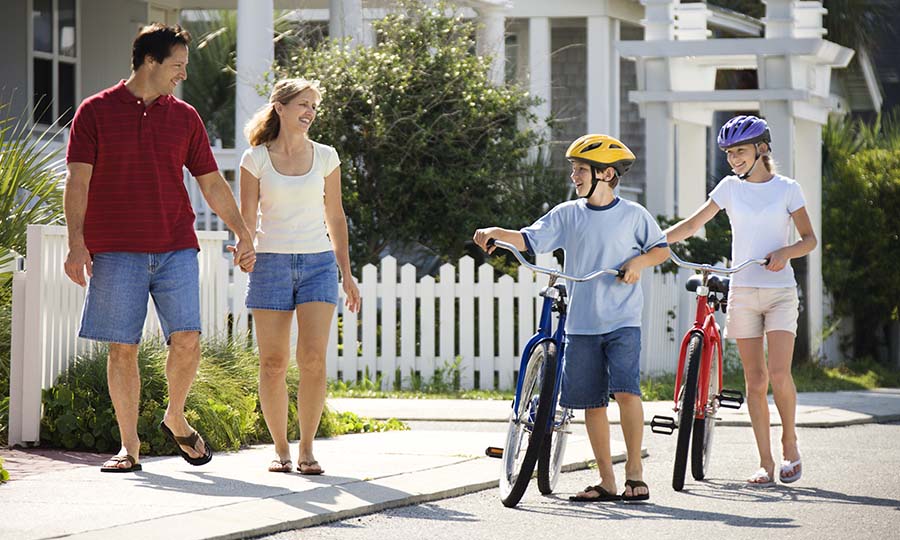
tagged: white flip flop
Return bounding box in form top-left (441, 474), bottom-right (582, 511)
top-left (779, 457), bottom-right (803, 484)
top-left (747, 467), bottom-right (775, 486)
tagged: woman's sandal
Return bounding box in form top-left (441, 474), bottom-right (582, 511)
top-left (297, 460), bottom-right (324, 475)
top-left (268, 459), bottom-right (293, 473)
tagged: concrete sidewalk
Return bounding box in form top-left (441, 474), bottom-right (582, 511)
top-left (1, 389), bottom-right (898, 540)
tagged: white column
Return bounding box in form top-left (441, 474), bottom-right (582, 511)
top-left (236, 0), bottom-right (274, 169)
top-left (476, 7), bottom-right (507, 86)
top-left (794, 118), bottom-right (824, 358)
top-left (330, 0), bottom-right (364, 46)
top-left (528, 17), bottom-right (552, 152)
top-left (587, 16), bottom-right (620, 137)
top-left (674, 121), bottom-right (707, 219)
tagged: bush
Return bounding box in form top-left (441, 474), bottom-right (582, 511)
top-left (274, 0), bottom-right (554, 271)
top-left (40, 338), bottom-right (406, 454)
top-left (1, 283), bottom-right (11, 447)
top-left (0, 456), bottom-right (8, 483)
top-left (823, 112), bottom-right (900, 361)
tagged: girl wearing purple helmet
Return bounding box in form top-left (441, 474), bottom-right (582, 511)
top-left (664, 115), bottom-right (817, 486)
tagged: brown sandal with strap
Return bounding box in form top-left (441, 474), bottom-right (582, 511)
top-left (159, 421), bottom-right (213, 466)
top-left (100, 454), bottom-right (142, 473)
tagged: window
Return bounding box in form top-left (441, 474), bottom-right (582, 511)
top-left (31, 0), bottom-right (78, 126)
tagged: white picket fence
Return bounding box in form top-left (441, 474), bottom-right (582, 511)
top-left (8, 224), bottom-right (692, 446)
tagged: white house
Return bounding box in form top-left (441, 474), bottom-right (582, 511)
top-left (0, 0), bottom-right (877, 361)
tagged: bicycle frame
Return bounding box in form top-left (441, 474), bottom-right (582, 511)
top-left (673, 282), bottom-right (724, 421)
top-left (669, 252), bottom-right (767, 419)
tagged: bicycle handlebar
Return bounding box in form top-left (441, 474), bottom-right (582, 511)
top-left (487, 239), bottom-right (624, 282)
top-left (669, 250), bottom-right (768, 275)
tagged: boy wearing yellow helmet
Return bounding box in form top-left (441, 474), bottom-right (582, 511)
top-left (474, 134), bottom-right (669, 502)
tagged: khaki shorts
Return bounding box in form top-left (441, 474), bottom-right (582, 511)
top-left (725, 286), bottom-right (800, 339)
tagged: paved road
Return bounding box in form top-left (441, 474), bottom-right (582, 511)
top-left (262, 421), bottom-right (900, 540)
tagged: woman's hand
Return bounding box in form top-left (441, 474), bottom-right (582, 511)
top-left (342, 277), bottom-right (361, 313)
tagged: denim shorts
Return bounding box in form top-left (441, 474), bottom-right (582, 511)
top-left (560, 327), bottom-right (642, 409)
top-left (79, 249), bottom-right (201, 345)
top-left (246, 251), bottom-right (338, 310)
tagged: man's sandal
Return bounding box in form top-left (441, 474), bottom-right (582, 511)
top-left (100, 454), bottom-right (142, 473)
top-left (159, 421), bottom-right (213, 466)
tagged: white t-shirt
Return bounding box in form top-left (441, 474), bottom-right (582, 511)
top-left (709, 174), bottom-right (807, 288)
top-left (240, 141), bottom-right (340, 254)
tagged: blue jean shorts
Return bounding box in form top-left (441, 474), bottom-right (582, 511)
top-left (246, 251), bottom-right (338, 310)
top-left (560, 327), bottom-right (642, 409)
top-left (79, 249), bottom-right (201, 345)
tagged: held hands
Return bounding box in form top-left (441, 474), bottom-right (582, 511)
top-left (63, 244), bottom-right (93, 287)
top-left (473, 228), bottom-right (499, 254)
top-left (764, 248), bottom-right (789, 272)
top-left (342, 276), bottom-right (361, 313)
top-left (227, 238), bottom-right (256, 273)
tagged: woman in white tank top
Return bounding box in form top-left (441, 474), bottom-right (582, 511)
top-left (238, 78), bottom-right (361, 475)
top-left (664, 116), bottom-right (817, 486)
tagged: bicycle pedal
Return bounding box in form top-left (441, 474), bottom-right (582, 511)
top-left (650, 415), bottom-right (676, 435)
top-left (717, 388), bottom-right (745, 409)
top-left (485, 446), bottom-right (504, 459)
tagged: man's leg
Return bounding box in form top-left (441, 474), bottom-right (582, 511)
top-left (162, 331), bottom-right (206, 459)
top-left (104, 343), bottom-right (141, 469)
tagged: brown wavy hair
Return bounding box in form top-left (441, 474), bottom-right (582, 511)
top-left (244, 78), bottom-right (324, 146)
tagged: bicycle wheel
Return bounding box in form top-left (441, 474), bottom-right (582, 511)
top-left (537, 404), bottom-right (571, 495)
top-left (673, 333), bottom-right (702, 491)
top-left (691, 341), bottom-right (719, 481)
top-left (499, 340), bottom-right (558, 508)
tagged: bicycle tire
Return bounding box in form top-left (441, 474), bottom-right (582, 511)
top-left (537, 404), bottom-right (570, 495)
top-left (499, 340), bottom-right (558, 507)
top-left (673, 334), bottom-right (702, 491)
top-left (691, 341), bottom-right (719, 480)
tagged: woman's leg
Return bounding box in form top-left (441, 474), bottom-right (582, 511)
top-left (253, 309), bottom-right (294, 463)
top-left (737, 337), bottom-right (776, 480)
top-left (766, 330), bottom-right (801, 476)
top-left (295, 302), bottom-right (336, 470)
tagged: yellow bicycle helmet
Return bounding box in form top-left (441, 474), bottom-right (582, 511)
top-left (565, 134), bottom-right (636, 177)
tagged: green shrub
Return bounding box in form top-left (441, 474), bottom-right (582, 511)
top-left (1, 282), bottom-right (10, 446)
top-left (0, 456), bottom-right (8, 483)
top-left (40, 337), bottom-right (406, 455)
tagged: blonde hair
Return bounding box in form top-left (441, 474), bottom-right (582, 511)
top-left (762, 154), bottom-right (778, 174)
top-left (244, 78), bottom-right (324, 146)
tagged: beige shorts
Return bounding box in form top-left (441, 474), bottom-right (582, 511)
top-left (725, 286), bottom-right (800, 339)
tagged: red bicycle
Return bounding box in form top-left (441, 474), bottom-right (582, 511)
top-left (650, 252), bottom-right (767, 491)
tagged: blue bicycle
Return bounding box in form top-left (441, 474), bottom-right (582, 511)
top-left (485, 240), bottom-right (624, 507)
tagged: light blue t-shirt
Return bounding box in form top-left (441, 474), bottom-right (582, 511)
top-left (520, 197), bottom-right (667, 335)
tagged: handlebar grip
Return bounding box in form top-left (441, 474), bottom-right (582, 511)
top-left (486, 238), bottom-right (496, 248)
top-left (764, 257), bottom-right (771, 266)
top-left (617, 269), bottom-right (626, 278)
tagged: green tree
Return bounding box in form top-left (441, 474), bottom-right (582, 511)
top-left (822, 111), bottom-right (900, 361)
top-left (0, 99), bottom-right (66, 270)
top-left (273, 1), bottom-right (551, 270)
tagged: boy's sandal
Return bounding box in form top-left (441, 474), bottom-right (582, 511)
top-left (569, 484), bottom-right (621, 502)
top-left (621, 479), bottom-right (650, 501)
top-left (100, 454), bottom-right (142, 473)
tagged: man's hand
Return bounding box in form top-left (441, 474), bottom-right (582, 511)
top-left (227, 237), bottom-right (256, 273)
top-left (64, 244), bottom-right (93, 287)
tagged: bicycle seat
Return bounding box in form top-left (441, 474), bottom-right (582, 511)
top-left (685, 275), bottom-right (730, 295)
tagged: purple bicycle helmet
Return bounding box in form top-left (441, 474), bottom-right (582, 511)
top-left (717, 115), bottom-right (771, 149)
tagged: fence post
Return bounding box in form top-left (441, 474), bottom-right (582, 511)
top-left (361, 264), bottom-right (378, 383)
top-left (399, 264), bottom-right (416, 389)
top-left (8, 267), bottom-right (28, 446)
top-left (438, 263), bottom-right (456, 386)
top-left (477, 262), bottom-right (495, 390)
top-left (20, 226), bottom-right (48, 443)
top-left (458, 256), bottom-right (475, 390)
top-left (418, 275), bottom-right (436, 384)
top-left (380, 257), bottom-right (397, 389)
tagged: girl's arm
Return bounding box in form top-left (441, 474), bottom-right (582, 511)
top-left (765, 207), bottom-right (818, 272)
top-left (664, 199), bottom-right (721, 244)
top-left (324, 166), bottom-right (361, 313)
top-left (473, 227), bottom-right (527, 254)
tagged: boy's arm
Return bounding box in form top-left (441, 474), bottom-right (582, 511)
top-left (473, 227), bottom-right (527, 255)
top-left (619, 245), bottom-right (671, 284)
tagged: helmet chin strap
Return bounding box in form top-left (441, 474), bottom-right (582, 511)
top-left (734, 143), bottom-right (766, 180)
top-left (583, 166), bottom-right (614, 199)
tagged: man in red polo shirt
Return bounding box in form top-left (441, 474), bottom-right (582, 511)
top-left (63, 23), bottom-right (256, 472)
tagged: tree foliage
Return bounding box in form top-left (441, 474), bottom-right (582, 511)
top-left (273, 1), bottom-right (557, 270)
top-left (822, 111), bottom-right (900, 361)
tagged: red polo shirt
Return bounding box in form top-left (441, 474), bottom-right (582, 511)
top-left (66, 80), bottom-right (219, 253)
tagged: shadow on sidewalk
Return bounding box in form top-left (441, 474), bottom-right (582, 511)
top-left (675, 479), bottom-right (900, 510)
